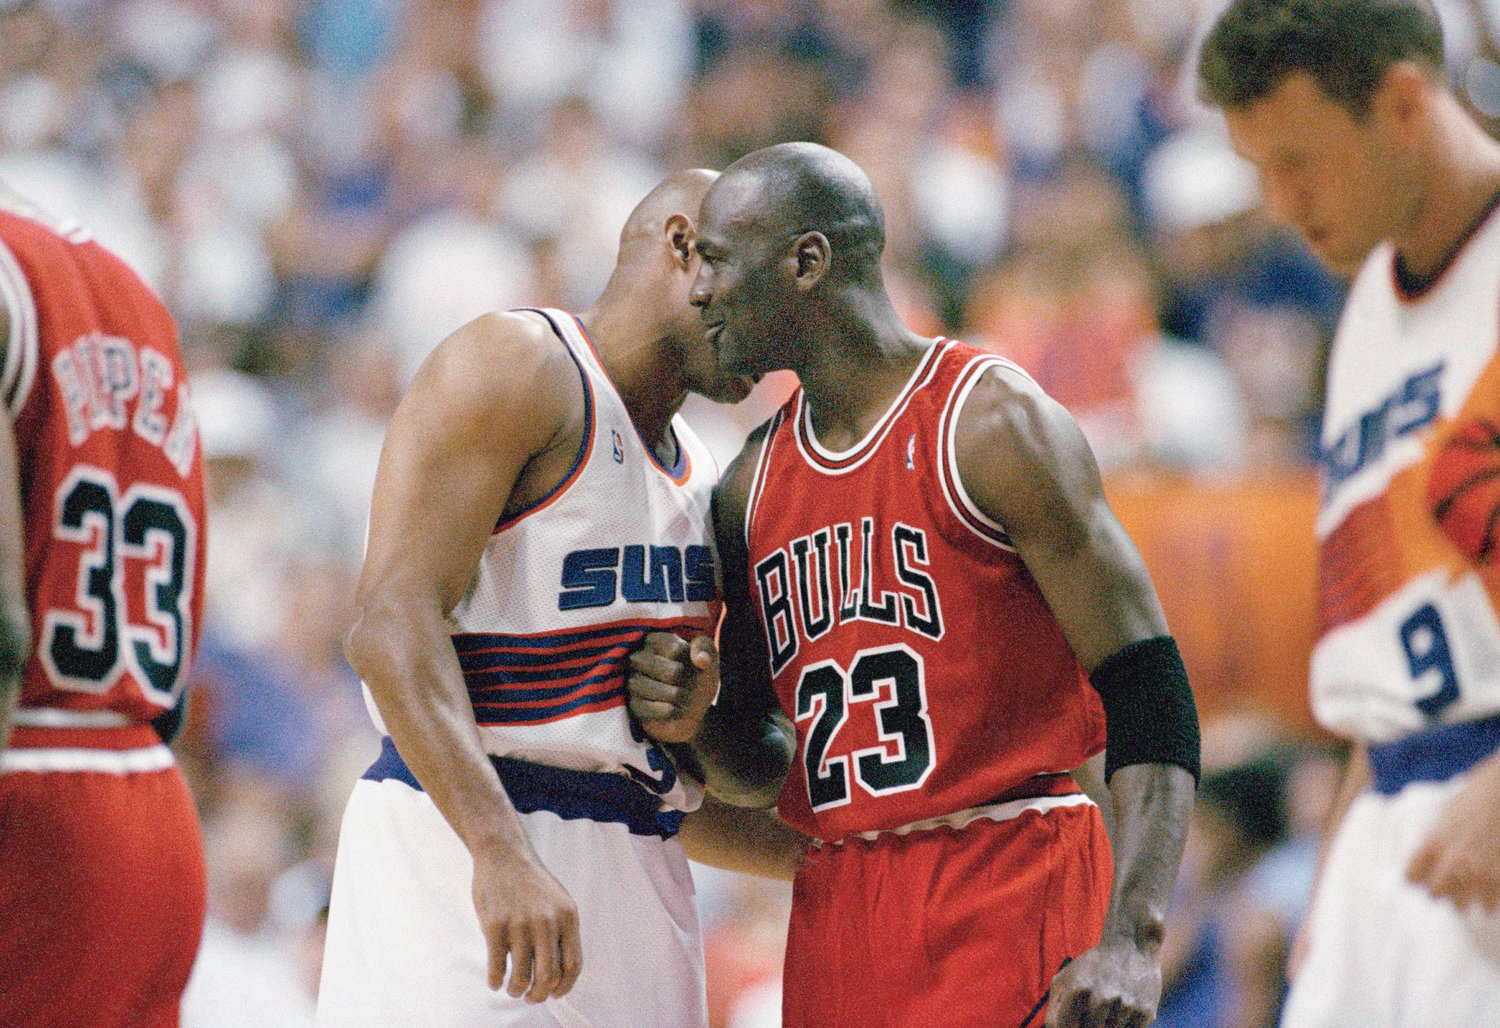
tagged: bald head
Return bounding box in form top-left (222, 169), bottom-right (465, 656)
top-left (718, 142), bottom-right (887, 279)
top-left (618, 168), bottom-right (718, 256)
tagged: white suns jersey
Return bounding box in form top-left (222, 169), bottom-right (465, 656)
top-left (1313, 198), bottom-right (1500, 743)
top-left (365, 308), bottom-right (720, 812)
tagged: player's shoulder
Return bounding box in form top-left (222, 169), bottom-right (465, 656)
top-left (714, 416), bottom-right (779, 530)
top-left (951, 352), bottom-right (1093, 497)
top-left (957, 356), bottom-right (1059, 437)
top-left (420, 310), bottom-right (573, 392)
top-left (408, 309), bottom-right (582, 433)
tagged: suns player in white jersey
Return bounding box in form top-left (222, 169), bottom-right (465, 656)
top-left (1201, 1), bottom-right (1500, 1024)
top-left (318, 170), bottom-right (753, 1027)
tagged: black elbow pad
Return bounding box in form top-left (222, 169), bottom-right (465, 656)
top-left (1089, 635), bottom-right (1200, 783)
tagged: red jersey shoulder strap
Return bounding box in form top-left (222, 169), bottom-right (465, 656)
top-left (935, 351), bottom-right (1032, 550)
top-left (743, 401), bottom-right (792, 552)
top-left (0, 227), bottom-right (40, 418)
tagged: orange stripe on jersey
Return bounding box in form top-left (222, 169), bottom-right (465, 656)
top-left (570, 314), bottom-right (693, 485)
top-left (1318, 496), bottom-right (1406, 636)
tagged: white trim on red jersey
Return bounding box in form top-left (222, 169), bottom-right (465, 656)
top-left (743, 406), bottom-right (786, 554)
top-left (791, 339), bottom-right (951, 474)
top-left (0, 743), bottom-right (174, 774)
top-left (938, 354), bottom-right (1021, 551)
top-left (0, 235), bottom-right (39, 418)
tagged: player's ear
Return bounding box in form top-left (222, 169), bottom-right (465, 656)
top-left (792, 232), bottom-right (831, 291)
top-left (664, 214), bottom-right (695, 271)
top-left (1372, 60), bottom-right (1430, 141)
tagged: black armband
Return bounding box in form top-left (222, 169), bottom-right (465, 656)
top-left (1089, 635), bottom-right (1200, 783)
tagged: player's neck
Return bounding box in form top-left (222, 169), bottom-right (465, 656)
top-left (799, 296), bottom-right (932, 451)
top-left (1396, 105), bottom-right (1500, 281)
top-left (575, 301), bottom-right (687, 463)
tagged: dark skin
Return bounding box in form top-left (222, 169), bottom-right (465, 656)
top-left (629, 143), bottom-right (1196, 1028)
top-left (344, 170), bottom-right (751, 1006)
top-left (0, 186), bottom-right (51, 747)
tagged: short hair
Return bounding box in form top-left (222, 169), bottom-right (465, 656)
top-left (1198, 0), bottom-right (1445, 118)
top-left (727, 142), bottom-right (886, 282)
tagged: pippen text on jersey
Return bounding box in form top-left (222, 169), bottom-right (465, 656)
top-left (52, 332), bottom-right (197, 476)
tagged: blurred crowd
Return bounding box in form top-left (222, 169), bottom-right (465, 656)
top-left (11, 0), bottom-right (1500, 1024)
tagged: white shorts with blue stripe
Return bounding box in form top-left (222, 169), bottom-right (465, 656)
top-left (317, 739), bottom-right (707, 1028)
top-left (1284, 714), bottom-right (1500, 1028)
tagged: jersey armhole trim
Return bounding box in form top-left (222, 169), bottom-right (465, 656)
top-left (569, 313), bottom-right (692, 485)
top-left (0, 236), bottom-right (39, 418)
top-left (743, 406), bottom-right (786, 553)
top-left (492, 309), bottom-right (595, 534)
top-left (938, 356), bottom-right (1018, 550)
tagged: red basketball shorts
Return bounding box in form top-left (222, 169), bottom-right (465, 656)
top-left (0, 756), bottom-right (206, 1027)
top-left (782, 798), bottom-right (1110, 1028)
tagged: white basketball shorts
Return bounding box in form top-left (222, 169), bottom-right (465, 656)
top-left (317, 738), bottom-right (708, 1027)
top-left (1283, 714), bottom-right (1500, 1028)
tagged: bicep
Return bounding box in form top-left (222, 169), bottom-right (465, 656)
top-left (955, 369), bottom-right (1165, 669)
top-left (359, 315), bottom-right (571, 614)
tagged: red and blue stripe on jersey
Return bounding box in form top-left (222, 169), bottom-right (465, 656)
top-left (454, 616), bottom-right (715, 726)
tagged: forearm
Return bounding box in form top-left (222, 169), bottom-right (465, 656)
top-left (678, 795), bottom-right (809, 880)
top-left (348, 606), bottom-right (533, 862)
top-left (0, 601), bottom-right (29, 750)
top-left (1099, 762), bottom-right (1196, 949)
top-left (690, 705), bottom-right (794, 808)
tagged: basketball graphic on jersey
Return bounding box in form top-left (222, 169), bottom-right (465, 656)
top-left (1429, 418), bottom-right (1500, 564)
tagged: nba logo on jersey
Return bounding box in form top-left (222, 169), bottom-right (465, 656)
top-left (906, 433), bottom-right (916, 470)
top-left (612, 429), bottom-right (625, 463)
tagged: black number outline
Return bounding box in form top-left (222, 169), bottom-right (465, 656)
top-left (795, 660), bottom-right (851, 811)
top-left (39, 466), bottom-right (197, 705)
top-left (793, 643), bottom-right (936, 812)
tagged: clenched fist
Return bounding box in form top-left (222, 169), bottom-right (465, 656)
top-left (627, 632), bottom-right (720, 744)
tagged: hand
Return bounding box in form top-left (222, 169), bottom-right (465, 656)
top-left (1046, 937), bottom-right (1161, 1028)
top-left (472, 848), bottom-right (583, 1003)
top-left (627, 632), bottom-right (719, 744)
top-left (1406, 754), bottom-right (1500, 914)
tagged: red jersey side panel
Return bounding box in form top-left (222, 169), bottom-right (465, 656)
top-left (0, 209), bottom-right (206, 729)
top-left (747, 339), bottom-right (1104, 841)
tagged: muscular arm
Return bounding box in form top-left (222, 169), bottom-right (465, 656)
top-left (954, 366), bottom-right (1196, 1027)
top-left (0, 307), bottom-right (31, 749)
top-left (627, 423), bottom-right (794, 808)
top-left (0, 412), bottom-right (29, 750)
top-left (692, 427), bottom-right (795, 807)
top-left (343, 311), bottom-right (584, 1002)
top-left (677, 795), bottom-right (809, 881)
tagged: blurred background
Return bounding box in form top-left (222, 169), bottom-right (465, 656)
top-left (9, 0), bottom-right (1500, 1024)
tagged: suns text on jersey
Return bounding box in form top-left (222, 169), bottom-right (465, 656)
top-left (52, 331), bottom-right (196, 475)
top-left (755, 518), bottom-right (943, 674)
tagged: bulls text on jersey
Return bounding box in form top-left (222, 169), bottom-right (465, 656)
top-left (754, 517), bottom-right (943, 675)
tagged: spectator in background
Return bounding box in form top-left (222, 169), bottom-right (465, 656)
top-left (0, 1), bottom-right (1365, 1021)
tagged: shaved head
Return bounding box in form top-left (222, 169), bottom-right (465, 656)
top-left (717, 142), bottom-right (887, 279)
top-left (618, 167), bottom-right (718, 256)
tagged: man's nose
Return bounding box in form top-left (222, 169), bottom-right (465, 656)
top-left (689, 268), bottom-right (711, 309)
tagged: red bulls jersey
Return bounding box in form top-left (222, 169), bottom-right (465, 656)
top-left (745, 339), bottom-right (1104, 841)
top-left (0, 204), bottom-right (206, 749)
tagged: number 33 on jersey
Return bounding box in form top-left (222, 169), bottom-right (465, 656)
top-left (1, 209), bottom-right (205, 729)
